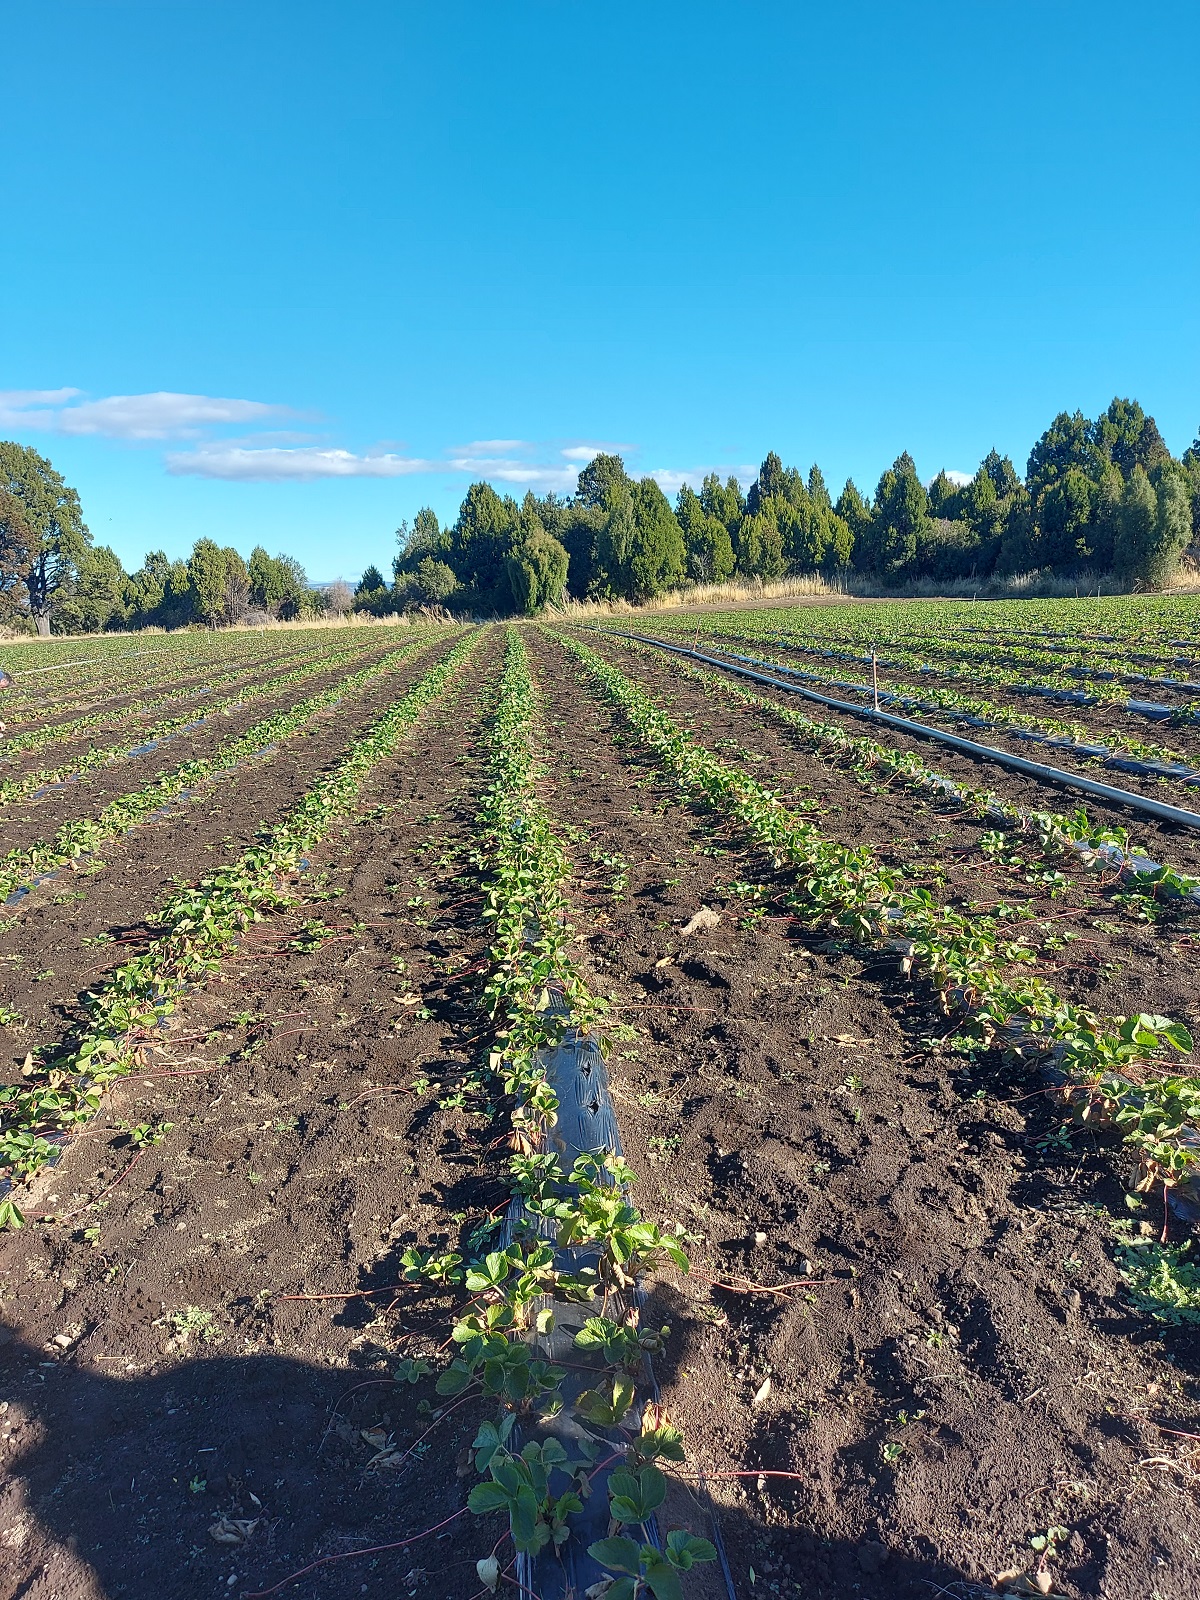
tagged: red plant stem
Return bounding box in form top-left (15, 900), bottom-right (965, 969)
top-left (275, 1285), bottom-right (410, 1302)
top-left (693, 1468), bottom-right (808, 1484)
top-left (131, 1065), bottom-right (224, 1081)
top-left (381, 1391), bottom-right (476, 1472)
top-left (242, 1507), bottom-right (467, 1597)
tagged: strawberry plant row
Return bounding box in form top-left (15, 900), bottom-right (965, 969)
top-left (1, 632), bottom-right (323, 729)
top-left (0, 639), bottom-right (371, 762)
top-left (0, 631), bottom-right (450, 909)
top-left (0, 629), bottom-right (478, 1216)
top-left (0, 633), bottom-right (406, 808)
top-left (637, 626), bottom-right (1200, 786)
top-left (1, 634), bottom-right (296, 713)
top-left (554, 631), bottom-right (1200, 1213)
top-left (686, 601), bottom-right (1200, 696)
top-left (396, 629), bottom-right (717, 1598)
top-left (606, 632), bottom-right (1200, 905)
top-left (645, 608), bottom-right (1200, 723)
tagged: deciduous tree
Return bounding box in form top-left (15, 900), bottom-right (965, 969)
top-left (0, 442), bottom-right (91, 634)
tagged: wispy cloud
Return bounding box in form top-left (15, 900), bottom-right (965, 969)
top-left (0, 388), bottom-right (295, 439)
top-left (170, 442), bottom-right (579, 490)
top-left (0, 387), bottom-right (84, 429)
top-left (166, 445), bottom-right (440, 481)
top-left (648, 465), bottom-right (756, 494)
top-left (2, 383), bottom-right (737, 502)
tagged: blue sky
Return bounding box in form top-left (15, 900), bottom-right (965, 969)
top-left (4, 1), bottom-right (1197, 581)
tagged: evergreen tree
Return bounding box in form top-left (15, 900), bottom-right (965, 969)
top-left (699, 471), bottom-right (745, 530)
top-left (1115, 467), bottom-right (1191, 587)
top-left (1026, 411), bottom-right (1102, 496)
top-left (927, 471), bottom-right (963, 521)
top-left (576, 453), bottom-right (630, 509)
top-left (222, 548), bottom-right (250, 624)
top-left (675, 486), bottom-right (735, 582)
top-left (593, 481), bottom-right (636, 597)
top-left (54, 545), bottom-right (128, 633)
top-left (1150, 470), bottom-right (1194, 587)
top-left (1113, 466), bottom-right (1158, 581)
top-left (981, 448), bottom-right (1020, 499)
top-left (503, 528), bottom-right (569, 614)
top-left (1038, 467), bottom-right (1095, 568)
top-left (734, 508), bottom-right (785, 579)
top-left (1091, 397), bottom-right (1170, 478)
top-left (188, 539), bottom-right (229, 624)
top-left (807, 464), bottom-right (832, 511)
top-left (870, 454), bottom-right (930, 576)
top-left (627, 478), bottom-right (686, 600)
top-left (746, 452), bottom-right (786, 515)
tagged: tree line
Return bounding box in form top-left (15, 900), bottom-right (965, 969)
top-left (3, 397), bottom-right (1200, 632)
top-left (0, 442), bottom-right (331, 634)
top-left (369, 396), bottom-right (1200, 615)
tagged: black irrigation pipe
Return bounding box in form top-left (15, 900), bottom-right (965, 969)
top-left (612, 631), bottom-right (1200, 835)
top-left (505, 990), bottom-right (736, 1599)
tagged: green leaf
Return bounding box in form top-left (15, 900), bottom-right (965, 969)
top-left (509, 1485), bottom-right (550, 1555)
top-left (587, 1536), bottom-right (644, 1576)
top-left (643, 1553), bottom-right (684, 1600)
top-left (467, 1482), bottom-right (511, 1515)
top-left (665, 1529), bottom-right (718, 1568)
top-left (435, 1363), bottom-right (472, 1395)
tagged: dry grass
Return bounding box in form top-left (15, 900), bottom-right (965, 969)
top-left (553, 572), bottom-right (850, 619)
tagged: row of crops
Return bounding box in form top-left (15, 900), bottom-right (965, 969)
top-left (1, 605), bottom-right (1198, 1600)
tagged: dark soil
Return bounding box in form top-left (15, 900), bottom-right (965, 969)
top-left (0, 632), bottom-right (506, 1600)
top-left (0, 636), bottom-right (403, 855)
top-left (0, 637), bottom-right (455, 1088)
top-left (2, 621), bottom-right (1198, 1600)
top-left (522, 625), bottom-right (1200, 1600)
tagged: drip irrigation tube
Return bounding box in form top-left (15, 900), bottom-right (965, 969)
top-left (676, 645), bottom-right (1200, 785)
top-left (615, 631), bottom-right (1200, 834)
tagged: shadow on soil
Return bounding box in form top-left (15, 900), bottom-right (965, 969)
top-left (2, 1325), bottom-right (988, 1600)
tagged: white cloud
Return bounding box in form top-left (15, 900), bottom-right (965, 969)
top-left (445, 455), bottom-right (577, 491)
top-left (58, 392), bottom-right (293, 440)
top-left (648, 465), bottom-right (756, 494)
top-left (0, 387), bottom-right (84, 429)
top-left (560, 442), bottom-right (628, 461)
top-left (933, 468), bottom-right (973, 487)
top-left (166, 445), bottom-right (439, 481)
top-left (0, 387), bottom-right (294, 440)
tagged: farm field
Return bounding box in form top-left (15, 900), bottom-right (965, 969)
top-left (1, 602), bottom-right (1200, 1600)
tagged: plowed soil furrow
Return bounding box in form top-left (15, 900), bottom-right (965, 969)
top-left (3, 639), bottom-right (315, 728)
top-left (674, 624), bottom-right (1200, 756)
top-left (524, 626), bottom-right (1200, 1600)
top-left (617, 634), bottom-right (1200, 863)
top-left (0, 632), bottom-right (506, 1600)
top-left (0, 637), bottom-right (388, 775)
top-left (0, 636), bottom-right (416, 852)
top-left (0, 639), bottom-right (460, 1081)
top-left (568, 631), bottom-right (1200, 1030)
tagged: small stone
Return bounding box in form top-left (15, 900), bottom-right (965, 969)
top-left (754, 1230), bottom-right (768, 1247)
